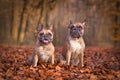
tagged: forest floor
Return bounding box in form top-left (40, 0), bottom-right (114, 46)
top-left (0, 45), bottom-right (120, 80)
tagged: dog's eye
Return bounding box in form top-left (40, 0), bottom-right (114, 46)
top-left (39, 32), bottom-right (44, 35)
top-left (47, 33), bottom-right (52, 36)
top-left (78, 26), bottom-right (83, 29)
top-left (70, 25), bottom-right (74, 29)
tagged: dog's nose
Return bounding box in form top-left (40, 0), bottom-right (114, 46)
top-left (73, 28), bottom-right (77, 30)
top-left (73, 29), bottom-right (79, 33)
top-left (44, 35), bottom-right (47, 38)
top-left (44, 35), bottom-right (49, 40)
top-left (72, 28), bottom-right (77, 32)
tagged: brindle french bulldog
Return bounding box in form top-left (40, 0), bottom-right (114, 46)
top-left (62, 21), bottom-right (85, 68)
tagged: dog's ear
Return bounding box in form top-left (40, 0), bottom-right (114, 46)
top-left (68, 21), bottom-right (74, 29)
top-left (82, 22), bottom-right (85, 27)
top-left (38, 24), bottom-right (43, 31)
top-left (49, 25), bottom-right (54, 33)
top-left (70, 20), bottom-right (72, 25)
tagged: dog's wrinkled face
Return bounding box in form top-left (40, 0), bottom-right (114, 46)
top-left (69, 22), bottom-right (85, 38)
top-left (37, 24), bottom-right (54, 44)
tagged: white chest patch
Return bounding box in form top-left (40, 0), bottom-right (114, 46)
top-left (36, 47), bottom-right (51, 61)
top-left (69, 39), bottom-right (81, 53)
top-left (40, 52), bottom-right (49, 60)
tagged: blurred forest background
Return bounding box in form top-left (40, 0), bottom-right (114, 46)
top-left (0, 0), bottom-right (120, 47)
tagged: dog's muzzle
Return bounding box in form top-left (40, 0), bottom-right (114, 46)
top-left (39, 35), bottom-right (53, 44)
top-left (70, 28), bottom-right (82, 38)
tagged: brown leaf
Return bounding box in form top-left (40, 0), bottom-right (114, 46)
top-left (26, 78), bottom-right (33, 80)
top-left (56, 77), bottom-right (63, 80)
top-left (46, 70), bottom-right (54, 77)
top-left (47, 64), bottom-right (54, 69)
top-left (38, 70), bottom-right (46, 78)
top-left (41, 64), bottom-right (46, 69)
top-left (5, 69), bottom-right (13, 77)
top-left (106, 74), bottom-right (114, 80)
top-left (29, 66), bottom-right (36, 73)
top-left (53, 72), bottom-right (61, 76)
top-left (17, 70), bottom-right (24, 75)
top-left (62, 73), bottom-right (69, 79)
top-left (90, 74), bottom-right (98, 80)
top-left (0, 77), bottom-right (4, 80)
top-left (82, 68), bottom-right (92, 73)
top-left (114, 71), bottom-right (120, 78)
top-left (13, 76), bottom-right (21, 80)
top-left (55, 65), bottom-right (62, 71)
top-left (25, 70), bottom-right (32, 77)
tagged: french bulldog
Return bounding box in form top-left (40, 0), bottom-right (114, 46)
top-left (30, 24), bottom-right (55, 67)
top-left (62, 21), bottom-right (85, 68)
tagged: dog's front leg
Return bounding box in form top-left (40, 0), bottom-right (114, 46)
top-left (51, 53), bottom-right (54, 64)
top-left (32, 53), bottom-right (38, 67)
top-left (79, 52), bottom-right (84, 68)
top-left (66, 50), bottom-right (71, 65)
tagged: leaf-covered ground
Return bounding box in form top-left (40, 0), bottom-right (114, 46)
top-left (0, 45), bottom-right (120, 80)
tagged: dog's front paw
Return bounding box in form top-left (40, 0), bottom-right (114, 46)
top-left (78, 63), bottom-right (84, 69)
top-left (32, 63), bottom-right (37, 67)
top-left (51, 61), bottom-right (54, 65)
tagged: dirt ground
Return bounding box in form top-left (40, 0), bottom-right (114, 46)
top-left (0, 45), bottom-right (120, 80)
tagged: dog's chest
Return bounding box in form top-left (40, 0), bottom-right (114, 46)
top-left (69, 39), bottom-right (81, 53)
top-left (36, 47), bottom-right (52, 60)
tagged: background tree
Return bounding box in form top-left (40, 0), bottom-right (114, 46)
top-left (0, 0), bottom-right (120, 46)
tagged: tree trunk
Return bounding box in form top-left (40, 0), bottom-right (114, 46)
top-left (19, 12), bottom-right (28, 43)
top-left (19, 0), bottom-right (28, 43)
top-left (12, 0), bottom-right (23, 42)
